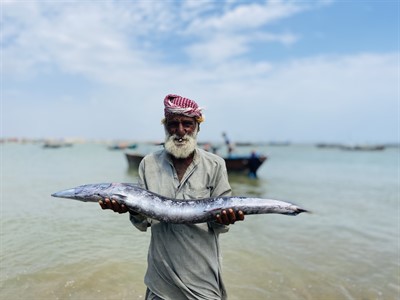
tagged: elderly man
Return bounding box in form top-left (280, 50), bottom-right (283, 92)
top-left (100, 94), bottom-right (244, 300)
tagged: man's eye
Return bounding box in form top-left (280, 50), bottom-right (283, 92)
top-left (167, 122), bottom-right (179, 127)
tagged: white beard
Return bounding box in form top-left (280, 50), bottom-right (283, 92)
top-left (164, 128), bottom-right (198, 159)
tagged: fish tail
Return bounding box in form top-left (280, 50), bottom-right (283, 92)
top-left (295, 207), bottom-right (310, 215)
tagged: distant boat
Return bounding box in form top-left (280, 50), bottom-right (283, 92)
top-left (339, 145), bottom-right (385, 151)
top-left (125, 153), bottom-right (267, 177)
top-left (316, 143), bottom-right (385, 151)
top-left (223, 155), bottom-right (267, 176)
top-left (108, 143), bottom-right (137, 150)
top-left (267, 141), bottom-right (291, 146)
top-left (42, 141), bottom-right (73, 148)
top-left (315, 143), bottom-right (343, 149)
top-left (125, 153), bottom-right (145, 168)
top-left (235, 142), bottom-right (254, 146)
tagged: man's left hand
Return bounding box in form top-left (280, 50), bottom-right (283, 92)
top-left (215, 208), bottom-right (245, 225)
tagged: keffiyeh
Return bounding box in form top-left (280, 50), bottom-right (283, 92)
top-left (164, 94), bottom-right (204, 121)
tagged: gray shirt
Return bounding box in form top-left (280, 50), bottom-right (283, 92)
top-left (130, 148), bottom-right (232, 300)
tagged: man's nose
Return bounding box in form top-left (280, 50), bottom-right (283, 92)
top-left (176, 123), bottom-right (186, 136)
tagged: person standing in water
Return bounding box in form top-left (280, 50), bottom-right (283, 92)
top-left (100, 94), bottom-right (244, 300)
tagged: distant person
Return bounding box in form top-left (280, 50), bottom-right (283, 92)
top-left (222, 132), bottom-right (234, 156)
top-left (203, 143), bottom-right (219, 154)
top-left (248, 151), bottom-right (262, 179)
top-left (203, 142), bottom-right (211, 152)
top-left (99, 94), bottom-right (244, 300)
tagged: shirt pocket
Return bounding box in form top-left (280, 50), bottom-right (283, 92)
top-left (182, 184), bottom-right (211, 200)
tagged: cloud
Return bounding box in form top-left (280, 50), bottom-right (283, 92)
top-left (185, 31), bottom-right (298, 64)
top-left (185, 0), bottom-right (306, 34)
top-left (4, 49), bottom-right (395, 142)
top-left (2, 0), bottom-right (397, 143)
top-left (2, 0), bottom-right (313, 76)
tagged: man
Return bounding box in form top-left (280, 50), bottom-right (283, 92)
top-left (99, 94), bottom-right (244, 300)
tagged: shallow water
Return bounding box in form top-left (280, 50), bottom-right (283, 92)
top-left (1, 143), bottom-right (398, 299)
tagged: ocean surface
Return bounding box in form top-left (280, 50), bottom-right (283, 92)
top-left (1, 142), bottom-right (399, 300)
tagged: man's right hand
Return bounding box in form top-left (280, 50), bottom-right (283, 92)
top-left (99, 198), bottom-right (129, 214)
top-left (215, 208), bottom-right (245, 225)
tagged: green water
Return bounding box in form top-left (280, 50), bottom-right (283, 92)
top-left (1, 143), bottom-right (398, 299)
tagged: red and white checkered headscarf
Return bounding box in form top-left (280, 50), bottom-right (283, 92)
top-left (164, 94), bottom-right (204, 122)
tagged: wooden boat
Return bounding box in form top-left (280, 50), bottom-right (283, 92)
top-left (125, 153), bottom-right (145, 168)
top-left (108, 143), bottom-right (137, 150)
top-left (125, 153), bottom-right (267, 176)
top-left (224, 155), bottom-right (267, 174)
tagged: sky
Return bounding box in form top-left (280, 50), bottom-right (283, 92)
top-left (1, 0), bottom-right (399, 144)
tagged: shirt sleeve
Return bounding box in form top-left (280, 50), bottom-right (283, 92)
top-left (129, 212), bottom-right (150, 232)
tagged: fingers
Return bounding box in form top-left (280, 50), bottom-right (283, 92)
top-left (227, 208), bottom-right (236, 224)
top-left (215, 209), bottom-right (245, 225)
top-left (215, 213), bottom-right (222, 224)
top-left (98, 198), bottom-right (128, 214)
top-left (119, 204), bottom-right (128, 213)
top-left (218, 209), bottom-right (233, 225)
top-left (99, 199), bottom-right (107, 210)
top-left (237, 210), bottom-right (245, 221)
top-left (99, 198), bottom-right (113, 210)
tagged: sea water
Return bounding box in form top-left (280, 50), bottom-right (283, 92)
top-left (1, 142), bottom-right (398, 300)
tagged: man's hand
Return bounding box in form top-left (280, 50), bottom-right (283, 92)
top-left (99, 198), bottom-right (129, 214)
top-left (215, 208), bottom-right (245, 225)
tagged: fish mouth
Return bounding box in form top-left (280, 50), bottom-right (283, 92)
top-left (51, 184), bottom-right (109, 202)
top-left (51, 188), bottom-right (78, 199)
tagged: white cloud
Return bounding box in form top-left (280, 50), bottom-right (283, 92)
top-left (2, 0), bottom-right (311, 75)
top-left (2, 0), bottom-right (397, 143)
top-left (4, 49), bottom-right (395, 143)
top-left (185, 0), bottom-right (306, 33)
top-left (185, 31), bottom-right (298, 64)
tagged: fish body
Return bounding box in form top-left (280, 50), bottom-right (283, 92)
top-left (51, 183), bottom-right (308, 224)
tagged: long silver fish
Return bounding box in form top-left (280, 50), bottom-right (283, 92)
top-left (51, 183), bottom-right (308, 224)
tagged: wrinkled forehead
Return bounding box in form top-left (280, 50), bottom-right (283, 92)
top-left (165, 114), bottom-right (197, 123)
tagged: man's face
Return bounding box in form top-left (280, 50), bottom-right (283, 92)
top-left (164, 115), bottom-right (199, 159)
top-left (165, 115), bottom-right (197, 136)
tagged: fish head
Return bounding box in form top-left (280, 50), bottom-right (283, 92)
top-left (51, 183), bottom-right (113, 202)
